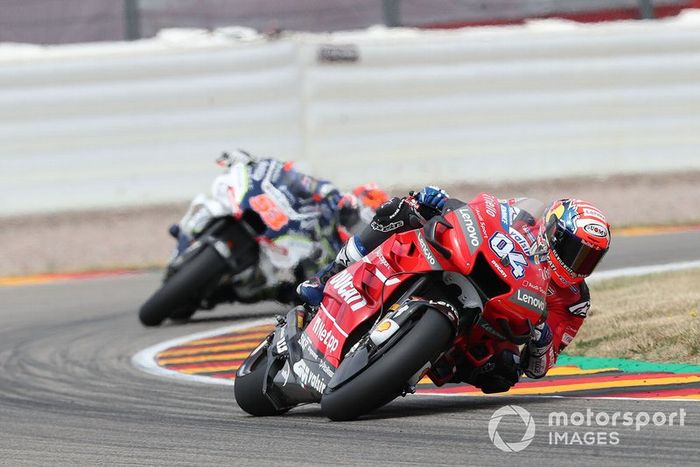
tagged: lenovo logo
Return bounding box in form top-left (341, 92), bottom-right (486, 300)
top-left (509, 287), bottom-right (547, 315)
top-left (456, 207), bottom-right (482, 254)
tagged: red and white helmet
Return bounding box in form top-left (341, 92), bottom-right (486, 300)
top-left (544, 199), bottom-right (611, 287)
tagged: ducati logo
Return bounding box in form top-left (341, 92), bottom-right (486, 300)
top-left (329, 269), bottom-right (367, 311)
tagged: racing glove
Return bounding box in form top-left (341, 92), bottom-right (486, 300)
top-left (316, 182), bottom-right (342, 226)
top-left (416, 186), bottom-right (449, 211)
top-left (521, 322), bottom-right (554, 379)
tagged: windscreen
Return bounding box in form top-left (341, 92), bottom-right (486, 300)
top-left (506, 198), bottom-right (548, 258)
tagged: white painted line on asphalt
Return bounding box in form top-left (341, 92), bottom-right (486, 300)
top-left (131, 317), bottom-right (274, 386)
top-left (132, 260), bottom-right (700, 388)
top-left (590, 260), bottom-right (700, 282)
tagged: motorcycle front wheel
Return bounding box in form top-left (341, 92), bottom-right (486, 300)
top-left (320, 308), bottom-right (453, 421)
top-left (138, 245), bottom-right (227, 326)
top-left (234, 343), bottom-right (289, 416)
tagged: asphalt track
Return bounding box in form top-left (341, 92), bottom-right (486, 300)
top-left (1, 230), bottom-right (699, 465)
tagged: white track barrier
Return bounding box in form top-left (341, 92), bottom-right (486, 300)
top-left (2, 12), bottom-right (700, 215)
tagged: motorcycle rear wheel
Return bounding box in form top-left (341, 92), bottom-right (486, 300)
top-left (320, 308), bottom-right (452, 421)
top-left (138, 246), bottom-right (227, 326)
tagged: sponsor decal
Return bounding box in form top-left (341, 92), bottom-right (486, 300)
top-left (547, 256), bottom-right (575, 286)
top-left (374, 249), bottom-right (392, 269)
top-left (416, 231), bottom-right (439, 269)
top-left (500, 202), bottom-right (511, 228)
top-left (568, 301), bottom-right (591, 318)
top-left (509, 288), bottom-right (547, 315)
top-left (249, 194), bottom-right (289, 231)
top-left (276, 335), bottom-right (288, 355)
top-left (299, 332), bottom-right (319, 360)
top-left (541, 264), bottom-right (551, 282)
top-left (299, 331), bottom-right (311, 350)
top-left (522, 280), bottom-right (547, 296)
top-left (490, 259), bottom-right (509, 279)
top-left (311, 317), bottom-right (340, 353)
top-left (583, 222), bottom-right (609, 238)
top-left (509, 229), bottom-right (532, 256)
top-left (371, 219), bottom-right (404, 233)
top-left (489, 232), bottom-right (528, 279)
top-left (292, 360), bottom-right (327, 394)
top-left (582, 207), bottom-right (606, 221)
top-left (483, 194), bottom-right (499, 217)
top-left (561, 332), bottom-right (575, 346)
top-left (521, 224), bottom-right (537, 243)
top-left (455, 207), bottom-right (482, 254)
top-left (328, 269), bottom-right (367, 311)
top-left (318, 359), bottom-right (335, 378)
top-left (479, 221), bottom-right (489, 238)
top-left (370, 318), bottom-right (400, 346)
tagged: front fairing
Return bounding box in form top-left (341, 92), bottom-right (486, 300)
top-left (269, 194), bottom-right (551, 403)
top-left (179, 194), bottom-right (229, 239)
top-left (440, 193), bottom-right (550, 337)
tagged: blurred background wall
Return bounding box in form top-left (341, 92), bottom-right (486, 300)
top-left (1, 1), bottom-right (700, 216)
top-left (1, 0), bottom-right (697, 44)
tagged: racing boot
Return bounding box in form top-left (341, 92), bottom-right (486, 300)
top-left (296, 235), bottom-right (368, 306)
top-left (296, 261), bottom-right (343, 307)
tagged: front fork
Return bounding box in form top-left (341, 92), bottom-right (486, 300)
top-left (257, 306), bottom-right (320, 411)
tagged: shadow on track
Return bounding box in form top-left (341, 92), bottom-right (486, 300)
top-left (237, 394), bottom-right (559, 422)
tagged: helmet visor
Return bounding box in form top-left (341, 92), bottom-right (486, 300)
top-left (552, 227), bottom-right (607, 276)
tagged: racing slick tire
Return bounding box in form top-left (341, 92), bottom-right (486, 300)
top-left (234, 349), bottom-right (289, 416)
top-left (138, 245), bottom-right (227, 326)
top-left (167, 305), bottom-right (198, 322)
top-left (320, 308), bottom-right (452, 421)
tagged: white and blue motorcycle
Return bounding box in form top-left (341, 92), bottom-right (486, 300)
top-left (138, 150), bottom-right (362, 326)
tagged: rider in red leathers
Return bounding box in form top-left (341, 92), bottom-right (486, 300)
top-left (298, 187), bottom-right (611, 393)
top-left (518, 198), bottom-right (611, 379)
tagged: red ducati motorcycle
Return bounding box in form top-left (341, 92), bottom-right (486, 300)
top-left (235, 193), bottom-right (550, 420)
